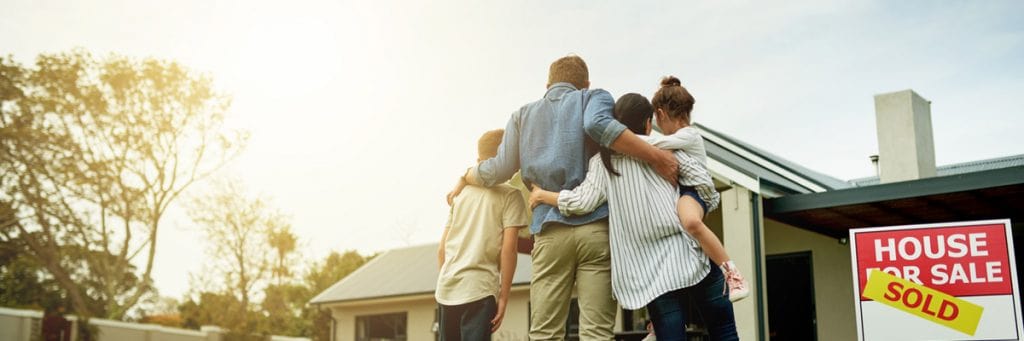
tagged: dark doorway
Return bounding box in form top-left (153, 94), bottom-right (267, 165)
top-left (767, 251), bottom-right (817, 341)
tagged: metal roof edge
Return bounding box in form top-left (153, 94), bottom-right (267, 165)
top-left (694, 123), bottom-right (833, 192)
top-left (312, 283), bottom-right (533, 307)
top-left (846, 153), bottom-right (1024, 186)
top-left (765, 165), bottom-right (1024, 215)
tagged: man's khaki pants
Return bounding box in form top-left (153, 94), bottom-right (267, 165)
top-left (529, 220), bottom-right (616, 340)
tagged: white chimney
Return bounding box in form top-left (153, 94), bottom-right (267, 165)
top-left (873, 89), bottom-right (937, 183)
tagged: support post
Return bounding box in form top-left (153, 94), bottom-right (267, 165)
top-left (721, 186), bottom-right (769, 341)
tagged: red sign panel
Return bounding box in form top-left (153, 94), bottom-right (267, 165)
top-left (854, 223), bottom-right (1012, 300)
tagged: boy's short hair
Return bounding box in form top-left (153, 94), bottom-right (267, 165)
top-left (478, 129), bottom-right (504, 160)
top-left (548, 55), bottom-right (589, 89)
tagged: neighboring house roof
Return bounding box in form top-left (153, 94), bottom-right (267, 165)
top-left (847, 154), bottom-right (1024, 187)
top-left (694, 123), bottom-right (850, 195)
top-left (310, 243), bottom-right (533, 305)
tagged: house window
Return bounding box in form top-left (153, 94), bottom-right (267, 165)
top-left (356, 312), bottom-right (407, 341)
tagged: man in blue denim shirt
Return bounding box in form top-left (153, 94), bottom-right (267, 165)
top-left (450, 55), bottom-right (676, 340)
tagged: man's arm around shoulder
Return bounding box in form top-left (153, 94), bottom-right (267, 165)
top-left (582, 89), bottom-right (678, 182)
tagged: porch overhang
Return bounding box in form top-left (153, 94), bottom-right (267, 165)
top-left (763, 166), bottom-right (1024, 238)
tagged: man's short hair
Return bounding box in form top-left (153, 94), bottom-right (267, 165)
top-left (478, 129), bottom-right (504, 160)
top-left (548, 55), bottom-right (589, 89)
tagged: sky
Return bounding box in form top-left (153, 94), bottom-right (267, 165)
top-left (3, 0), bottom-right (1022, 299)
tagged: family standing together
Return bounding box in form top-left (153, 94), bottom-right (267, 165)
top-left (435, 55), bottom-right (750, 341)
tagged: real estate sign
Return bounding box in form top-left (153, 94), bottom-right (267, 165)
top-left (850, 219), bottom-right (1023, 341)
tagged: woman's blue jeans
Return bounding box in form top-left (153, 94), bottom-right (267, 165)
top-left (646, 262), bottom-right (739, 340)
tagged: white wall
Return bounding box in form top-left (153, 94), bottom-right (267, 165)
top-left (332, 291), bottom-right (531, 341)
top-left (0, 306), bottom-right (308, 341)
top-left (0, 307), bottom-right (39, 341)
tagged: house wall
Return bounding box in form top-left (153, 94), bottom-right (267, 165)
top-left (764, 219), bottom-right (857, 341)
top-left (0, 307), bottom-right (37, 341)
top-left (720, 187), bottom-right (769, 341)
top-left (501, 290), bottom-right (532, 339)
top-left (331, 290), bottom-right (531, 341)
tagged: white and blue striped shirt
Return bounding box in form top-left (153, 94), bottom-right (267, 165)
top-left (556, 136), bottom-right (713, 309)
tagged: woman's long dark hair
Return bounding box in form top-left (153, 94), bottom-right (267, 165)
top-left (597, 93), bottom-right (653, 176)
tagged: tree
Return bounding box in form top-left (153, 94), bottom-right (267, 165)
top-left (261, 282), bottom-right (306, 336)
top-left (0, 234), bottom-right (62, 309)
top-left (186, 179), bottom-right (281, 332)
top-left (304, 250), bottom-right (372, 340)
top-left (267, 225), bottom-right (298, 286)
top-left (136, 296), bottom-right (184, 328)
top-left (179, 291), bottom-right (246, 331)
top-left (176, 247), bottom-right (372, 338)
top-left (263, 224), bottom-right (302, 335)
top-left (0, 50), bottom-right (247, 324)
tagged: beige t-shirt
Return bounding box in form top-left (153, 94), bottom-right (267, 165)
top-left (435, 184), bottom-right (529, 305)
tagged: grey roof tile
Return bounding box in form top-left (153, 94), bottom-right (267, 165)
top-left (848, 154), bottom-right (1024, 187)
top-left (310, 243), bottom-right (532, 304)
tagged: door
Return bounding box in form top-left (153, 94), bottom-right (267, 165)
top-left (767, 251), bottom-right (817, 341)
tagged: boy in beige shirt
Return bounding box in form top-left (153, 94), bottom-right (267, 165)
top-left (436, 129), bottom-right (529, 340)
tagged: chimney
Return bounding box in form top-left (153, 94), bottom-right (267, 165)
top-left (873, 89), bottom-right (937, 183)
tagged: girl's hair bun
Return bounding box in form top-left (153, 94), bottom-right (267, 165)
top-left (660, 75), bottom-right (681, 88)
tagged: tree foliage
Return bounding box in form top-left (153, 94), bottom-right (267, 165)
top-left (0, 50), bottom-right (247, 321)
top-left (186, 179), bottom-right (282, 332)
top-left (268, 225), bottom-right (298, 287)
top-left (304, 250), bottom-right (373, 340)
top-left (174, 249), bottom-right (372, 338)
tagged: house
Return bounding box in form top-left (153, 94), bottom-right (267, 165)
top-left (309, 245), bottom-right (535, 340)
top-left (311, 89), bottom-right (1024, 341)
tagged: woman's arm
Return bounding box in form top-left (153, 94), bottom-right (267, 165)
top-left (529, 156), bottom-right (609, 216)
top-left (529, 187), bottom-right (559, 209)
top-left (584, 90), bottom-right (677, 182)
top-left (557, 156), bottom-right (609, 216)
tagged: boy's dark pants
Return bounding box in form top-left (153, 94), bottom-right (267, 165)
top-left (438, 296), bottom-right (496, 341)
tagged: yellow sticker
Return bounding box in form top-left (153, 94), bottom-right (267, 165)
top-left (862, 269), bottom-right (984, 336)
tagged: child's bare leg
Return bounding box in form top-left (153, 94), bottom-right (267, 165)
top-left (678, 195), bottom-right (750, 302)
top-left (676, 196), bottom-right (730, 266)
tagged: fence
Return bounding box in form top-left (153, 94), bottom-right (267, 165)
top-left (0, 306), bottom-right (309, 341)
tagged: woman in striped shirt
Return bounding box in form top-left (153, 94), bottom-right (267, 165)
top-left (529, 91), bottom-right (739, 340)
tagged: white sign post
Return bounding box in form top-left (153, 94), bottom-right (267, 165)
top-left (850, 219), bottom-right (1022, 341)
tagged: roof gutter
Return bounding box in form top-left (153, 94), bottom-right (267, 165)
top-left (311, 283), bottom-right (532, 307)
top-left (766, 165), bottom-right (1024, 214)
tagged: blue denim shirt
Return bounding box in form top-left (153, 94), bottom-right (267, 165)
top-left (473, 83), bottom-right (627, 234)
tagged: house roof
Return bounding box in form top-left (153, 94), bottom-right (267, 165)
top-left (695, 123), bottom-right (850, 196)
top-left (847, 154), bottom-right (1024, 187)
top-left (696, 124), bottom-right (1024, 195)
top-left (309, 243), bottom-right (533, 305)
